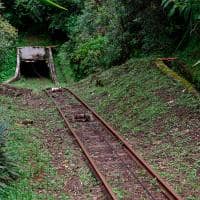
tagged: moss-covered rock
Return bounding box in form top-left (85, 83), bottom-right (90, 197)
top-left (155, 60), bottom-right (199, 97)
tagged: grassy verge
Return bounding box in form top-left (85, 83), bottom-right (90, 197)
top-left (71, 57), bottom-right (200, 199)
top-left (0, 93), bottom-right (70, 199)
top-left (0, 83), bottom-right (104, 199)
top-left (12, 78), bottom-right (55, 92)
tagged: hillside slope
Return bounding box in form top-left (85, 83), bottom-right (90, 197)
top-left (71, 58), bottom-right (200, 199)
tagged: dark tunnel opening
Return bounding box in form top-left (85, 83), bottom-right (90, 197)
top-left (20, 60), bottom-right (50, 78)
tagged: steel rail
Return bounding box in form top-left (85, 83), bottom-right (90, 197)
top-left (45, 90), bottom-right (118, 200)
top-left (93, 121), bottom-right (157, 200)
top-left (65, 88), bottom-right (183, 200)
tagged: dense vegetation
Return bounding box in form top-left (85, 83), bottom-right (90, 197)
top-left (0, 0), bottom-right (199, 82)
top-left (0, 2), bottom-right (17, 82)
top-left (0, 1), bottom-right (199, 199)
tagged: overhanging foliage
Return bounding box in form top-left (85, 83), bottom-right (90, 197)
top-left (39, 0), bottom-right (67, 11)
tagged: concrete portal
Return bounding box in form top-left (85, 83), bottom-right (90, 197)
top-left (6, 46), bottom-right (57, 83)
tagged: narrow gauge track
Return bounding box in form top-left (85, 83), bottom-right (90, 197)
top-left (46, 88), bottom-right (182, 200)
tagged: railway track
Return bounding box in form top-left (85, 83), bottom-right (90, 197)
top-left (46, 88), bottom-right (182, 200)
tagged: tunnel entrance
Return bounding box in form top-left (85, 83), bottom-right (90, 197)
top-left (20, 60), bottom-right (50, 78)
top-left (6, 46), bottom-right (57, 83)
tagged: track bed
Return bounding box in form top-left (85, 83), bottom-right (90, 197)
top-left (46, 88), bottom-right (182, 200)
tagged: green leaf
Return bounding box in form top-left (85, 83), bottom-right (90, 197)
top-left (163, 0), bottom-right (173, 8)
top-left (193, 13), bottom-right (200, 20)
top-left (168, 4), bottom-right (177, 17)
top-left (193, 60), bottom-right (200, 67)
top-left (161, 0), bottom-right (169, 7)
top-left (39, 0), bottom-right (67, 11)
top-left (183, 7), bottom-right (191, 20)
top-left (179, 5), bottom-right (187, 15)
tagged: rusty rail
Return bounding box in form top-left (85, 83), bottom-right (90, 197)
top-left (46, 88), bottom-right (183, 200)
top-left (45, 89), bottom-right (117, 199)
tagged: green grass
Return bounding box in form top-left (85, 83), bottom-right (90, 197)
top-left (12, 78), bottom-right (55, 92)
top-left (112, 187), bottom-right (128, 200)
top-left (1, 53), bottom-right (199, 199)
top-left (0, 86), bottom-right (102, 199)
top-left (73, 58), bottom-right (173, 132)
top-left (11, 77), bottom-right (71, 93)
top-left (78, 167), bottom-right (98, 190)
top-left (0, 94), bottom-right (70, 199)
top-left (71, 57), bottom-right (200, 199)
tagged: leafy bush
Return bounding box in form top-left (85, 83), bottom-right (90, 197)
top-left (5, 0), bottom-right (46, 25)
top-left (1, 0), bottom-right (199, 81)
top-left (55, 0), bottom-right (179, 79)
top-left (0, 17), bottom-right (17, 51)
top-left (0, 16), bottom-right (17, 82)
top-left (55, 42), bottom-right (75, 83)
top-left (2, 0), bottom-right (81, 36)
top-left (177, 36), bottom-right (200, 89)
top-left (70, 36), bottom-right (108, 80)
top-left (162, 0), bottom-right (200, 23)
top-left (162, 0), bottom-right (200, 37)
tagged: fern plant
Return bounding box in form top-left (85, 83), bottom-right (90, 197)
top-left (0, 123), bottom-right (18, 188)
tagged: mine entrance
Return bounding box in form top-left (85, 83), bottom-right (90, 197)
top-left (6, 46), bottom-right (57, 83)
top-left (20, 60), bottom-right (50, 78)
